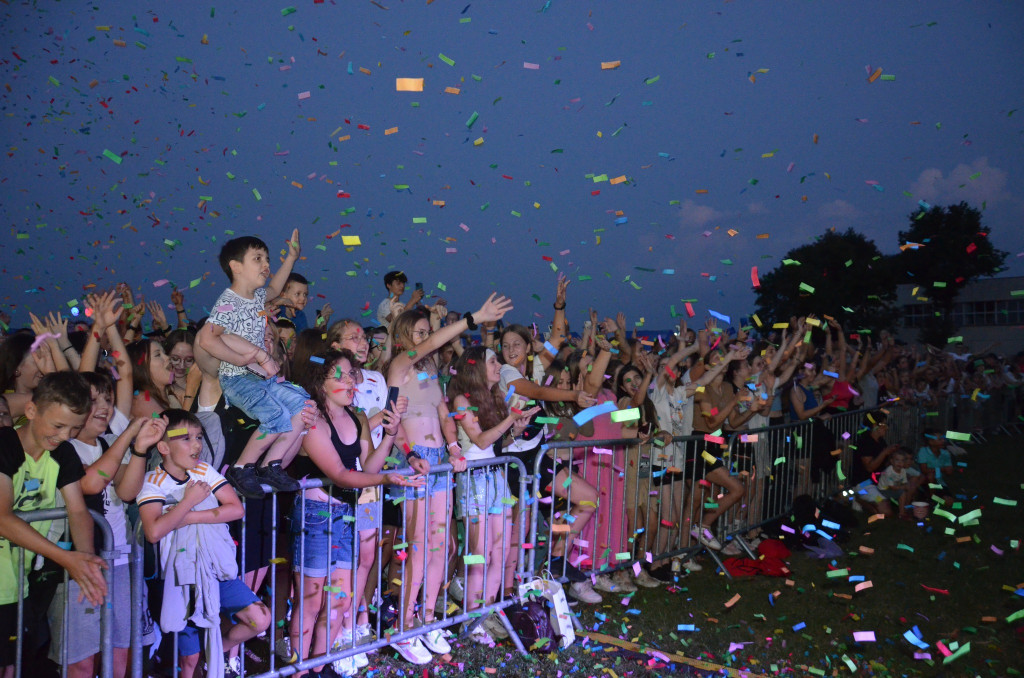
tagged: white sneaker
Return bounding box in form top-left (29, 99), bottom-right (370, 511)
top-left (633, 568), bottom-right (662, 588)
top-left (329, 650), bottom-right (358, 677)
top-left (356, 622), bottom-right (376, 644)
top-left (612, 569), bottom-right (639, 593)
top-left (721, 541), bottom-right (743, 556)
top-left (482, 613), bottom-right (510, 640)
top-left (691, 527), bottom-right (723, 551)
top-left (391, 636), bottom-right (433, 665)
top-left (593, 573), bottom-right (618, 593)
top-left (448, 576), bottom-right (465, 603)
top-left (334, 630), bottom-right (369, 670)
top-left (569, 581), bottom-right (603, 603)
top-left (421, 628), bottom-right (452, 654)
top-left (682, 558), bottom-right (703, 572)
top-left (467, 624), bottom-right (495, 646)
top-left (224, 655), bottom-right (242, 678)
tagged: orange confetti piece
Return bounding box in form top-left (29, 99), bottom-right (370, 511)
top-left (444, 86), bottom-right (461, 94)
top-left (609, 175), bottom-right (627, 185)
top-left (384, 127), bottom-right (398, 135)
top-left (600, 60), bottom-right (621, 70)
top-left (724, 593), bottom-right (741, 608)
top-left (395, 77), bottom-right (423, 91)
top-left (868, 67), bottom-right (883, 82)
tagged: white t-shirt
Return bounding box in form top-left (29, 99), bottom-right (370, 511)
top-left (69, 437), bottom-right (132, 565)
top-left (498, 363), bottom-right (544, 454)
top-left (377, 297), bottom-right (404, 326)
top-left (138, 461), bottom-right (230, 513)
top-left (354, 368), bottom-right (389, 448)
top-left (206, 287), bottom-right (268, 378)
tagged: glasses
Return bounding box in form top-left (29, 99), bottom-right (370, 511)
top-left (340, 334), bottom-right (368, 344)
top-left (412, 329), bottom-right (431, 339)
top-left (332, 368), bottom-right (359, 382)
top-left (169, 356), bottom-right (195, 367)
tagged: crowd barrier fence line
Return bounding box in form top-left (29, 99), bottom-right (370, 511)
top-left (11, 508), bottom-right (115, 678)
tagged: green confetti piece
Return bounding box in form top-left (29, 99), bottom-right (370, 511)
top-left (463, 554), bottom-right (486, 565)
top-left (48, 75), bottom-right (61, 86)
top-left (102, 149), bottom-right (122, 164)
top-left (945, 430), bottom-right (971, 441)
top-left (438, 53), bottom-right (455, 66)
top-left (799, 282), bottom-right (815, 294)
top-left (466, 111), bottom-right (479, 128)
top-left (826, 568), bottom-right (849, 578)
top-left (957, 508), bottom-right (982, 524)
top-left (610, 408), bottom-right (640, 423)
top-left (993, 497), bottom-right (1018, 506)
top-left (252, 188), bottom-right (262, 201)
top-left (281, 7), bottom-right (297, 16)
top-left (896, 543), bottom-right (914, 553)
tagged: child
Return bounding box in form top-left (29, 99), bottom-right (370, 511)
top-left (47, 371), bottom-right (166, 678)
top-left (376, 271), bottom-right (423, 327)
top-left (277, 272), bottom-right (311, 331)
top-left (197, 231), bottom-right (314, 498)
top-left (876, 447), bottom-right (922, 518)
top-left (138, 410), bottom-right (270, 678)
top-left (917, 429), bottom-right (955, 494)
top-left (0, 372), bottom-right (109, 673)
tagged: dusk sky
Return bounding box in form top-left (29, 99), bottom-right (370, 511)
top-left (3, 1), bottom-right (1022, 332)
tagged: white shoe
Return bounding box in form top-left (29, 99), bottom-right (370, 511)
top-left (612, 569), bottom-right (639, 593)
top-left (421, 628), bottom-right (452, 654)
top-left (592, 573), bottom-right (618, 593)
top-left (691, 527), bottom-right (723, 551)
top-left (569, 581), bottom-right (602, 603)
top-left (482, 613), bottom-right (509, 640)
top-left (329, 650), bottom-right (358, 677)
top-left (356, 622), bottom-right (376, 644)
top-left (633, 568), bottom-right (662, 588)
top-left (224, 655), bottom-right (242, 678)
top-left (391, 636), bottom-right (433, 665)
top-left (448, 576), bottom-right (465, 603)
top-left (722, 541), bottom-right (743, 556)
top-left (682, 558), bottom-right (703, 572)
top-left (274, 637), bottom-right (297, 664)
top-left (334, 630), bottom-right (369, 670)
top-left (467, 624), bottom-right (495, 646)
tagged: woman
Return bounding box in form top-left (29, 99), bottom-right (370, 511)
top-left (163, 329), bottom-right (196, 407)
top-left (127, 338), bottom-right (179, 418)
top-left (788, 356), bottom-right (838, 495)
top-left (495, 322), bottom-right (595, 596)
top-left (326, 319), bottom-right (399, 653)
top-left (449, 347), bottom-right (538, 644)
top-left (290, 349), bottom-right (421, 677)
top-left (384, 293), bottom-right (512, 664)
top-left (690, 348), bottom-right (758, 551)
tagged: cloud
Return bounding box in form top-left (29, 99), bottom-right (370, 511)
top-left (909, 157), bottom-right (1009, 206)
top-left (817, 199), bottom-right (859, 219)
top-left (676, 199), bottom-right (725, 228)
top-left (746, 202), bottom-right (768, 215)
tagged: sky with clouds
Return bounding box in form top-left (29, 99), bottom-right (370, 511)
top-left (2, 1), bottom-right (1022, 331)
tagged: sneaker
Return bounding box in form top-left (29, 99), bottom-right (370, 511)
top-left (226, 464), bottom-right (266, 499)
top-left (390, 636), bottom-right (433, 665)
top-left (335, 631), bottom-right (369, 669)
top-left (328, 650), bottom-right (358, 677)
top-left (275, 636), bottom-right (297, 664)
top-left (224, 655), bottom-right (242, 678)
top-left (748, 536), bottom-right (763, 550)
top-left (691, 527), bottom-right (723, 551)
top-left (482, 613), bottom-right (509, 640)
top-left (592, 574), bottom-right (618, 593)
top-left (568, 581), bottom-right (602, 603)
top-left (448, 576), bottom-right (465, 603)
top-left (682, 558), bottom-right (703, 572)
top-left (612, 569), bottom-right (638, 593)
top-left (421, 628), bottom-right (452, 654)
top-left (257, 460), bottom-right (301, 492)
top-left (549, 556), bottom-right (587, 583)
top-left (467, 625), bottom-right (495, 646)
top-left (721, 541), bottom-right (743, 556)
top-left (355, 623), bottom-right (376, 645)
top-left (633, 568), bottom-right (662, 588)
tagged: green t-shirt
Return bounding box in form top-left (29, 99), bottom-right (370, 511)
top-left (0, 426), bottom-right (85, 604)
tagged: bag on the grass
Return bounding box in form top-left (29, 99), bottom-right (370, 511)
top-left (505, 600), bottom-right (556, 652)
top-left (518, 572), bottom-right (575, 649)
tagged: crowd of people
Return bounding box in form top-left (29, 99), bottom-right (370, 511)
top-left (1, 228), bottom-right (1020, 678)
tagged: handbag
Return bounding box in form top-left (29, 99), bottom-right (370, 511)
top-left (505, 600), bottom-right (556, 652)
top-left (518, 571), bottom-right (576, 649)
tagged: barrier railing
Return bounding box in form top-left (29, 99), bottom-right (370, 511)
top-left (10, 508), bottom-right (115, 678)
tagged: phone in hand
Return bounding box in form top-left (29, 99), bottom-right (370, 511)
top-left (415, 282), bottom-right (423, 291)
top-left (387, 386), bottom-right (400, 412)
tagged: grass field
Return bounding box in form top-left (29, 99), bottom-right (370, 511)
top-left (353, 432), bottom-right (1023, 678)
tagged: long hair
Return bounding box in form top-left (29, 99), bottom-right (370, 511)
top-left (383, 307), bottom-right (434, 379)
top-left (448, 346), bottom-right (507, 431)
top-left (614, 363), bottom-right (657, 433)
top-left (497, 324), bottom-right (534, 365)
top-left (0, 331), bottom-right (35, 392)
top-left (127, 339), bottom-right (171, 409)
top-left (162, 329), bottom-right (196, 357)
top-left (290, 329), bottom-right (327, 387)
top-left (299, 348), bottom-right (358, 417)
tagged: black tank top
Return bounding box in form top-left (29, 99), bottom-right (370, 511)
top-left (288, 407), bottom-right (363, 501)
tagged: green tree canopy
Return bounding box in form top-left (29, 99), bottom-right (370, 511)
top-left (896, 202), bottom-right (1008, 345)
top-left (753, 228), bottom-right (898, 334)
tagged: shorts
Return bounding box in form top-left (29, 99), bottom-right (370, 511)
top-left (48, 563), bottom-right (132, 664)
top-left (221, 373), bottom-right (310, 435)
top-left (355, 494), bottom-right (382, 532)
top-left (455, 466), bottom-right (511, 518)
top-left (503, 446), bottom-right (540, 500)
top-left (175, 579), bottom-right (261, 657)
top-left (853, 480), bottom-right (884, 504)
top-left (290, 498), bottom-right (358, 576)
top-left (394, 445), bottom-right (453, 500)
top-left (685, 444), bottom-right (725, 476)
top-left (0, 602), bottom-right (18, 666)
top-left (651, 468), bottom-right (684, 488)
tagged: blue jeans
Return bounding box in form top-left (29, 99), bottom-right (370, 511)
top-left (290, 498), bottom-right (357, 576)
top-left (221, 373), bottom-right (309, 434)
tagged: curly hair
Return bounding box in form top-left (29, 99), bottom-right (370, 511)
top-left (448, 346), bottom-right (507, 432)
top-left (299, 348), bottom-right (358, 416)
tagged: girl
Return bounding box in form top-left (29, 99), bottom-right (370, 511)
top-left (449, 347), bottom-right (539, 644)
top-left (127, 338), bottom-right (179, 418)
top-left (384, 293), bottom-right (512, 664)
top-left (290, 349), bottom-right (420, 676)
top-left (163, 329), bottom-right (196, 407)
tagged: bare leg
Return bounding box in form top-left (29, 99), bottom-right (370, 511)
top-left (700, 467), bottom-right (746, 529)
top-left (400, 496), bottom-right (428, 628)
top-left (234, 427), bottom-right (281, 467)
top-left (226, 602), bottom-right (270, 651)
top-left (178, 653), bottom-right (200, 678)
top-left (289, 574), bottom-right (326, 677)
top-left (485, 513), bottom-right (510, 604)
top-left (550, 470), bottom-right (597, 558)
top-left (420, 491), bottom-right (452, 623)
top-left (355, 528), bottom-right (376, 627)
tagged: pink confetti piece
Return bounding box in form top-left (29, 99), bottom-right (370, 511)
top-left (459, 222), bottom-right (470, 231)
top-left (855, 581), bottom-right (873, 592)
top-left (298, 91), bottom-right (311, 100)
top-left (152, 279), bottom-right (170, 287)
top-left (214, 304), bottom-right (234, 313)
top-left (523, 62), bottom-right (540, 70)
top-left (853, 631), bottom-right (876, 642)
top-left (446, 247), bottom-right (457, 253)
top-left (913, 653), bottom-right (932, 660)
top-left (30, 332), bottom-right (60, 353)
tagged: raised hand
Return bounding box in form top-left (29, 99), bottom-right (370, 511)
top-left (170, 288), bottom-right (185, 310)
top-left (286, 228), bottom-right (301, 260)
top-left (474, 293), bottom-right (513, 324)
top-left (555, 273), bottom-right (570, 307)
top-left (135, 415), bottom-right (170, 451)
top-left (147, 301), bottom-right (169, 331)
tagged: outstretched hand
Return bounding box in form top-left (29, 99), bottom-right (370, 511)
top-left (474, 293), bottom-right (513, 324)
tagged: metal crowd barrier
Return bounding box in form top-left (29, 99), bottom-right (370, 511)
top-left (10, 508), bottom-right (115, 678)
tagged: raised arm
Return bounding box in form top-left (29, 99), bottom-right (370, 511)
top-left (550, 274), bottom-right (569, 346)
top-left (266, 228), bottom-right (301, 302)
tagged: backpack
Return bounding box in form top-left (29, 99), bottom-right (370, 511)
top-left (505, 600), bottom-right (557, 652)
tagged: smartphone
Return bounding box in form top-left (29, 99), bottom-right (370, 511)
top-left (415, 282), bottom-right (423, 291)
top-left (386, 386), bottom-right (400, 412)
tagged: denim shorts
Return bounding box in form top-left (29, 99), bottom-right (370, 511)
top-left (290, 498), bottom-right (358, 576)
top-left (455, 466), bottom-right (510, 518)
top-left (394, 444), bottom-right (453, 500)
top-left (176, 579), bottom-right (261, 657)
top-left (221, 373), bottom-right (310, 435)
top-left (354, 493), bottom-right (382, 532)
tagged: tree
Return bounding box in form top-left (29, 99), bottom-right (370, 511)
top-left (896, 202), bottom-right (1008, 346)
top-left (753, 228), bottom-right (899, 334)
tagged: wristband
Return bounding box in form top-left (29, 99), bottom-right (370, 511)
top-left (463, 312), bottom-right (478, 331)
top-left (406, 451), bottom-right (422, 460)
top-left (446, 441), bottom-right (460, 450)
top-left (61, 346), bottom-right (74, 354)
top-left (553, 302), bottom-right (566, 310)
top-left (129, 445), bottom-right (148, 459)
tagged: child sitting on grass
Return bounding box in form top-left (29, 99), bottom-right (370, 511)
top-left (876, 447), bottom-right (923, 519)
top-left (138, 409), bottom-right (270, 678)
